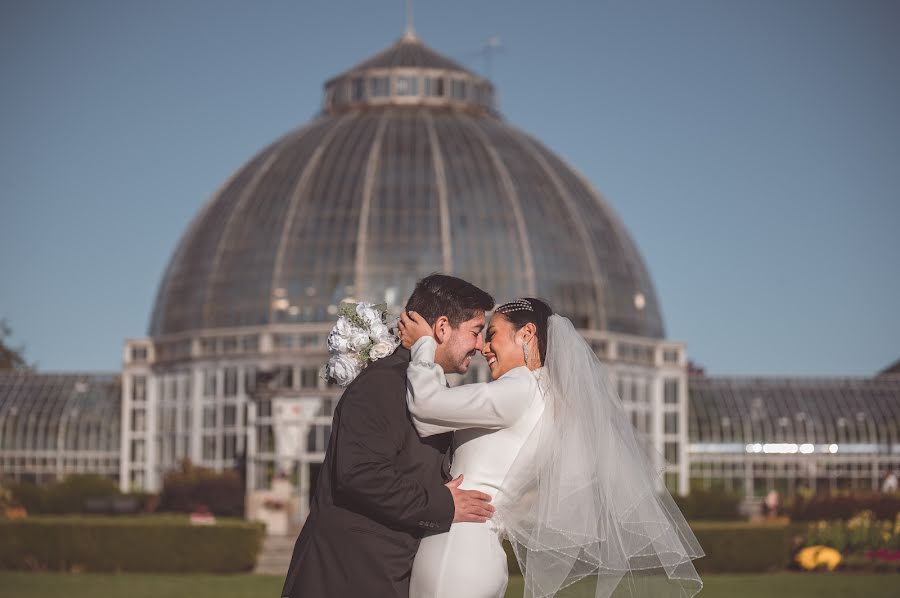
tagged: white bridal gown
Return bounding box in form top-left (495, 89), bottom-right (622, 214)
top-left (406, 337), bottom-right (546, 598)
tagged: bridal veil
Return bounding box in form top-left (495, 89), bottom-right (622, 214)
top-left (496, 315), bottom-right (704, 598)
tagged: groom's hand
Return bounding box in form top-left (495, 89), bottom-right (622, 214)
top-left (446, 475), bottom-right (494, 523)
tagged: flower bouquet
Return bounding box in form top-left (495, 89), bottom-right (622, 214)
top-left (322, 302), bottom-right (400, 387)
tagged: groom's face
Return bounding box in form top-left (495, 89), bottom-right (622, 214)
top-left (435, 312), bottom-right (486, 375)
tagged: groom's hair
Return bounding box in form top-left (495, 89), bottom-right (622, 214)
top-left (405, 274), bottom-right (494, 328)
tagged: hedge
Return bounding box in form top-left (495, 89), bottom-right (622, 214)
top-left (503, 521), bottom-right (805, 576)
top-left (689, 521), bottom-right (806, 573)
top-left (786, 492), bottom-right (900, 522)
top-left (0, 516), bottom-right (264, 573)
top-left (8, 475), bottom-right (122, 515)
top-left (672, 489), bottom-right (742, 521)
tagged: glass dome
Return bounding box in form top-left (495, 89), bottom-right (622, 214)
top-left (149, 35), bottom-right (664, 339)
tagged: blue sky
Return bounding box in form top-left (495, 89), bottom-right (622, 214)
top-left (1, 0), bottom-right (898, 375)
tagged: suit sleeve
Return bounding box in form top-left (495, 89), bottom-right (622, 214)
top-left (406, 337), bottom-right (536, 437)
top-left (333, 370), bottom-right (454, 533)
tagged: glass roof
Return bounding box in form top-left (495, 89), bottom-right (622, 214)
top-left (689, 375), bottom-right (900, 449)
top-left (0, 373), bottom-right (120, 453)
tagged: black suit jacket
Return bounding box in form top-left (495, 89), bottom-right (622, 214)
top-left (281, 347), bottom-right (455, 598)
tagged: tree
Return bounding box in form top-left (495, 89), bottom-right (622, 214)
top-left (0, 318), bottom-right (32, 371)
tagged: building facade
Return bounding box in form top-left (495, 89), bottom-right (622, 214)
top-left (121, 33), bottom-right (689, 511)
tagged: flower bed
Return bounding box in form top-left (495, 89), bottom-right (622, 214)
top-left (796, 510), bottom-right (900, 573)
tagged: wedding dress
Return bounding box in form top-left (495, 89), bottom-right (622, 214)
top-left (407, 316), bottom-right (703, 598)
top-left (406, 336), bottom-right (545, 598)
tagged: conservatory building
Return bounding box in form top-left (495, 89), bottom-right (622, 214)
top-left (121, 32), bottom-right (688, 516)
top-left (3, 34), bottom-right (897, 515)
top-left (688, 373), bottom-right (900, 495)
top-left (0, 373), bottom-right (120, 485)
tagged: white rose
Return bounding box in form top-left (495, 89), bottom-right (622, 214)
top-left (356, 303), bottom-right (381, 326)
top-left (334, 316), bottom-right (353, 337)
top-left (368, 320), bottom-right (388, 340)
top-left (369, 339), bottom-right (395, 361)
top-left (328, 353), bottom-right (360, 387)
top-left (347, 328), bottom-right (371, 352)
top-left (378, 332), bottom-right (399, 349)
top-left (327, 329), bottom-right (350, 353)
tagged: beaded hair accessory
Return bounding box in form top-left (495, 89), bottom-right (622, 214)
top-left (496, 299), bottom-right (534, 314)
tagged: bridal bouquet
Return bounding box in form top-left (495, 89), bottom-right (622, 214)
top-left (322, 302), bottom-right (400, 387)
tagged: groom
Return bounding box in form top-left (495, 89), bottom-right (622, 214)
top-left (281, 274), bottom-right (496, 598)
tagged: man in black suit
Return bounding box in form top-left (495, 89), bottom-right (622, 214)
top-left (282, 275), bottom-right (496, 597)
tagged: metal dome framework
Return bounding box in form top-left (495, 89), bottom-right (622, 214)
top-left (148, 35), bottom-right (664, 342)
top-left (689, 375), bottom-right (900, 495)
top-left (0, 373), bottom-right (120, 485)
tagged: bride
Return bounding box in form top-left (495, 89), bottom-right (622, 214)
top-left (398, 298), bottom-right (704, 598)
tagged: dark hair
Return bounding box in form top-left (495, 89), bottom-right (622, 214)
top-left (405, 274), bottom-right (495, 327)
top-left (495, 298), bottom-right (553, 364)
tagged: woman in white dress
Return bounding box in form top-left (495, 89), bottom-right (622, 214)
top-left (399, 298), bottom-right (704, 598)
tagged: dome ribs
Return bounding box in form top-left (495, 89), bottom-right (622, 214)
top-left (201, 148), bottom-right (283, 329)
top-left (500, 122), bottom-right (609, 331)
top-left (458, 113), bottom-right (537, 297)
top-left (423, 110), bottom-right (454, 274)
top-left (353, 110), bottom-right (393, 301)
top-left (268, 112), bottom-right (361, 325)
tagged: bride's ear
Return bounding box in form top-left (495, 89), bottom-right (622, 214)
top-left (519, 322), bottom-right (537, 346)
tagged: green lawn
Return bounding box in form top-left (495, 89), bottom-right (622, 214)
top-left (1, 572), bottom-right (898, 598)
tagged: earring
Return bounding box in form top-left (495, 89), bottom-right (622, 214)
top-left (523, 342), bottom-right (530, 363)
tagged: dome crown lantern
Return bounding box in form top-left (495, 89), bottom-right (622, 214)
top-left (323, 36), bottom-right (496, 115)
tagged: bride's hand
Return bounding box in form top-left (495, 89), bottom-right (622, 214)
top-left (398, 311), bottom-right (433, 349)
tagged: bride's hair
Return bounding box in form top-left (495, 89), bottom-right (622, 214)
top-left (495, 298), bottom-right (552, 364)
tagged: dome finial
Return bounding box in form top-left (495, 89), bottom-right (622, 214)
top-left (402, 0), bottom-right (418, 41)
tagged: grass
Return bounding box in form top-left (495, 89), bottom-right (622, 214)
top-left (1, 571), bottom-right (899, 598)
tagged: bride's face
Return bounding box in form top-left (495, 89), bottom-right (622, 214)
top-left (482, 314), bottom-right (527, 380)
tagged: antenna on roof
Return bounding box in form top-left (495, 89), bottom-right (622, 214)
top-left (482, 35), bottom-right (503, 80)
top-left (402, 0), bottom-right (417, 41)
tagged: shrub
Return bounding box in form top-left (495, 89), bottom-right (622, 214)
top-left (786, 492), bottom-right (900, 521)
top-left (8, 482), bottom-right (46, 514)
top-left (0, 516), bottom-right (264, 573)
top-left (8, 475), bottom-right (121, 515)
top-left (43, 475), bottom-right (120, 515)
top-left (672, 489), bottom-right (742, 521)
top-left (158, 460), bottom-right (244, 517)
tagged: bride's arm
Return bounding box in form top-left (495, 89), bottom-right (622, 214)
top-left (406, 336), bottom-right (535, 437)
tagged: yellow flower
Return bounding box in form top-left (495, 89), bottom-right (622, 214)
top-left (796, 546), bottom-right (842, 571)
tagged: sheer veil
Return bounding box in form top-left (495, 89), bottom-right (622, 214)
top-left (495, 315), bottom-right (704, 598)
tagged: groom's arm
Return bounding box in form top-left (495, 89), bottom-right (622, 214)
top-left (332, 369), bottom-right (455, 533)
